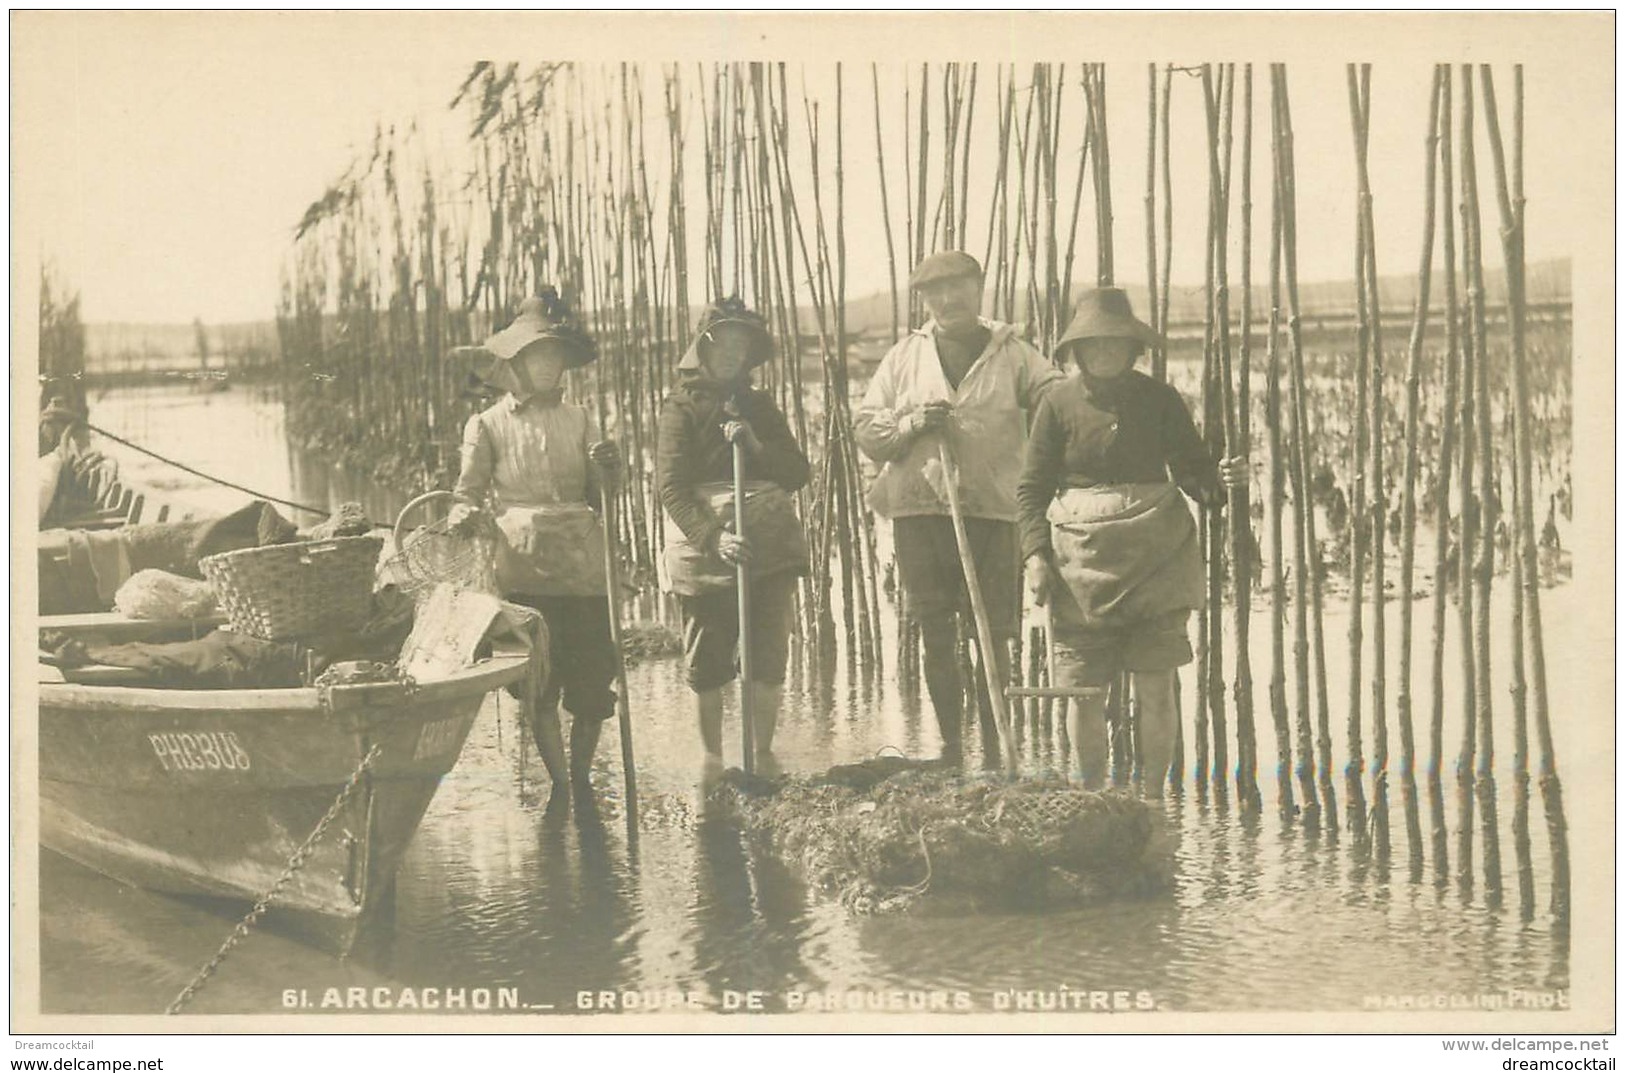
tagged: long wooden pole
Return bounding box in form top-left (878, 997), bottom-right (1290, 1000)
top-left (1396, 66), bottom-right (1445, 878)
top-left (1232, 64), bottom-right (1261, 811)
top-left (1093, 63), bottom-right (1114, 285)
top-left (1462, 60), bottom-right (1503, 901)
top-left (1481, 61), bottom-right (1567, 920)
top-left (1358, 65), bottom-right (1392, 857)
top-left (938, 439), bottom-right (1017, 775)
top-left (874, 65), bottom-right (901, 344)
top-left (1428, 64), bottom-right (1459, 880)
top-left (1156, 66), bottom-right (1174, 384)
top-left (1453, 65), bottom-right (1480, 893)
top-left (733, 437), bottom-right (756, 774)
top-left (1264, 75), bottom-right (1300, 823)
top-left (599, 463), bottom-right (639, 832)
top-left (1144, 62), bottom-right (1160, 366)
top-left (1343, 64), bottom-right (1372, 839)
top-left (1274, 64), bottom-right (1338, 834)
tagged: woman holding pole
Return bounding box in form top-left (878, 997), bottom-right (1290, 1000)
top-left (448, 289), bottom-right (625, 812)
top-left (1017, 288), bottom-right (1246, 794)
top-left (657, 298), bottom-right (811, 773)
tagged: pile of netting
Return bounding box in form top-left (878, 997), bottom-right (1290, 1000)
top-left (709, 757), bottom-right (1167, 915)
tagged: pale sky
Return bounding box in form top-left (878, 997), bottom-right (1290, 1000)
top-left (11, 11), bottom-right (1607, 326)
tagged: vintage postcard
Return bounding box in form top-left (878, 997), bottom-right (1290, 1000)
top-left (10, 10), bottom-right (1614, 1040)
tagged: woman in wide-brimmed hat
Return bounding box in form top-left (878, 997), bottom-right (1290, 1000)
top-left (1015, 287), bottom-right (1245, 795)
top-left (449, 288), bottom-right (622, 812)
top-left (656, 297), bottom-right (810, 772)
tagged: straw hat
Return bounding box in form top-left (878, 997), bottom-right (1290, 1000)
top-left (677, 296), bottom-right (774, 372)
top-left (1054, 287), bottom-right (1163, 354)
top-left (908, 250), bottom-right (983, 290)
top-left (451, 288), bottom-right (596, 394)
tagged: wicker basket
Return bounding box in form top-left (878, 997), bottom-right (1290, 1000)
top-left (381, 521), bottom-right (499, 603)
top-left (199, 536), bottom-right (384, 641)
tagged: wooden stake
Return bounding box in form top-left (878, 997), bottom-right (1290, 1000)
top-left (1343, 64), bottom-right (1372, 839)
top-left (1397, 66), bottom-right (1445, 878)
top-left (1264, 72), bottom-right (1300, 823)
top-left (1480, 63), bottom-right (1564, 917)
top-left (1428, 64), bottom-right (1459, 881)
top-left (1274, 64), bottom-right (1339, 834)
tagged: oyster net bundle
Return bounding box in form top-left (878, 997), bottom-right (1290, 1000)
top-left (710, 757), bottom-right (1166, 914)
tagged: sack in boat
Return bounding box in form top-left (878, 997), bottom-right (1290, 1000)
top-left (123, 500), bottom-right (299, 579)
top-left (493, 503), bottom-right (607, 597)
top-left (38, 527), bottom-right (133, 614)
top-left (1046, 482), bottom-right (1204, 634)
top-left (662, 481), bottom-right (809, 596)
top-left (113, 568), bottom-right (219, 621)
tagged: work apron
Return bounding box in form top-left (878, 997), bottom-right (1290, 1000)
top-left (662, 480), bottom-right (808, 597)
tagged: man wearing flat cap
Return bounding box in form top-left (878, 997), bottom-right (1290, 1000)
top-left (855, 251), bottom-right (1062, 768)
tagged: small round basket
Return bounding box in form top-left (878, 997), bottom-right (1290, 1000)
top-left (199, 536), bottom-right (384, 641)
top-left (379, 490), bottom-right (500, 603)
top-left (384, 523), bottom-right (499, 602)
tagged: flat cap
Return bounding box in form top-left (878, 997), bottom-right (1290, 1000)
top-left (908, 250), bottom-right (983, 290)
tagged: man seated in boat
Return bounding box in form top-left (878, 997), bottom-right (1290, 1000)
top-left (38, 394), bottom-right (108, 527)
top-left (449, 289), bottom-right (622, 811)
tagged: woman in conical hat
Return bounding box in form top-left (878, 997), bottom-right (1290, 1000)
top-left (655, 297), bottom-right (810, 773)
top-left (450, 288), bottom-right (622, 813)
top-left (1015, 287), bottom-right (1246, 795)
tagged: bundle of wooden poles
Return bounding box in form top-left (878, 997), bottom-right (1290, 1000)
top-left (275, 61), bottom-right (1570, 920)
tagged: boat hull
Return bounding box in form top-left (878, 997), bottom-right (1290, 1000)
top-left (38, 656), bottom-right (527, 954)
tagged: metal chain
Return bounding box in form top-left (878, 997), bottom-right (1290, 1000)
top-left (165, 743), bottom-right (383, 1015)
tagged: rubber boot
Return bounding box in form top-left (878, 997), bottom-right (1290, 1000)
top-left (920, 622), bottom-right (964, 767)
top-left (696, 687), bottom-right (725, 762)
top-left (750, 680), bottom-right (783, 774)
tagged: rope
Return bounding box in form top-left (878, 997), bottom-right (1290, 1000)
top-left (85, 422), bottom-right (338, 520)
top-left (898, 823), bottom-right (936, 896)
top-left (165, 744), bottom-right (382, 1015)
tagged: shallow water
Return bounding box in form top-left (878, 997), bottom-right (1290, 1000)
top-left (38, 384), bottom-right (1579, 1017)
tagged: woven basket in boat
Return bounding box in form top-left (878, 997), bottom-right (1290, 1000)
top-left (381, 520), bottom-right (499, 603)
top-left (199, 536), bottom-right (383, 641)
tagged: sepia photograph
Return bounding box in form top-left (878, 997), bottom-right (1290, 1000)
top-left (10, 9), bottom-right (1614, 1046)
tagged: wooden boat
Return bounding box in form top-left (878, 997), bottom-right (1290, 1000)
top-left (37, 609), bottom-right (535, 955)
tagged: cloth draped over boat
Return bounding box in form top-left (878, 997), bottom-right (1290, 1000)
top-left (40, 500), bottom-right (299, 615)
top-left (41, 587), bottom-right (416, 689)
top-left (399, 585), bottom-right (519, 679)
top-left (1044, 482), bottom-right (1204, 634)
top-left (662, 480), bottom-right (809, 596)
top-left (44, 629), bottom-right (306, 689)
